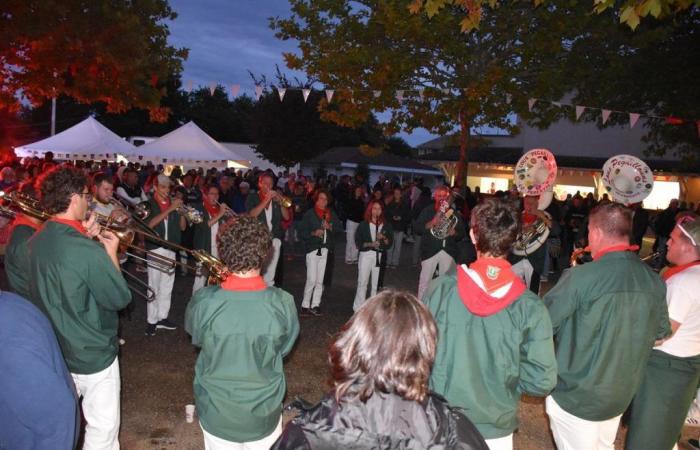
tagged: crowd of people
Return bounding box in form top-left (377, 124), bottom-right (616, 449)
top-left (0, 152), bottom-right (699, 450)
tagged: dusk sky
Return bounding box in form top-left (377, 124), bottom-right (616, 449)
top-left (166, 0), bottom-right (437, 146)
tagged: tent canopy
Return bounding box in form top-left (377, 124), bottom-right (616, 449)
top-left (125, 121), bottom-right (249, 169)
top-left (14, 116), bottom-right (136, 160)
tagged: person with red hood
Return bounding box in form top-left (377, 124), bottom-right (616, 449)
top-left (423, 198), bottom-right (557, 450)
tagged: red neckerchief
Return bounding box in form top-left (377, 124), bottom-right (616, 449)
top-left (662, 261), bottom-right (700, 281)
top-left (154, 193), bottom-right (170, 210)
top-left (592, 244), bottom-right (640, 260)
top-left (220, 273), bottom-right (267, 291)
top-left (203, 198), bottom-right (220, 219)
top-left (522, 212), bottom-right (538, 226)
top-left (469, 257), bottom-right (517, 293)
top-left (457, 265), bottom-right (526, 317)
top-left (315, 206), bottom-right (330, 221)
top-left (11, 213), bottom-right (40, 232)
top-left (48, 217), bottom-right (88, 236)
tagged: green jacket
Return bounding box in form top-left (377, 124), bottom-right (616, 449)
top-left (298, 208), bottom-right (340, 254)
top-left (185, 284), bottom-right (300, 442)
top-left (192, 203), bottom-right (224, 253)
top-left (544, 251), bottom-right (670, 421)
top-left (415, 204), bottom-right (466, 261)
top-left (28, 221), bottom-right (132, 374)
top-left (246, 193), bottom-right (285, 240)
top-left (424, 271), bottom-right (557, 439)
top-left (354, 221), bottom-right (394, 253)
top-left (144, 195), bottom-right (182, 251)
top-left (5, 224), bottom-right (37, 301)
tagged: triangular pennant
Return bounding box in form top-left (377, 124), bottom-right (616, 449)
top-left (325, 89), bottom-right (334, 103)
top-left (185, 80), bottom-right (193, 93)
top-left (278, 88), bottom-right (286, 102)
top-left (528, 98), bottom-right (537, 111)
top-left (601, 109), bottom-right (612, 125)
top-left (505, 94), bottom-right (512, 104)
top-left (575, 105), bottom-right (586, 120)
top-left (552, 101), bottom-right (561, 107)
top-left (302, 89), bottom-right (311, 103)
top-left (629, 113), bottom-right (641, 129)
top-left (254, 85), bottom-right (263, 100)
top-left (418, 88), bottom-right (425, 100)
top-left (209, 83), bottom-right (216, 95)
top-left (373, 90), bottom-right (381, 98)
top-left (230, 84), bottom-right (240, 97)
top-left (396, 90), bottom-right (404, 102)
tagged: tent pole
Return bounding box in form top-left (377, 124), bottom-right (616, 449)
top-left (51, 98), bottom-right (56, 136)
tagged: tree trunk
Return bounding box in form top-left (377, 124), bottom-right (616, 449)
top-left (456, 109), bottom-right (471, 187)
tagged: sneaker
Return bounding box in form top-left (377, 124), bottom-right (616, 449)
top-left (310, 307), bottom-right (322, 317)
top-left (300, 307), bottom-right (311, 316)
top-left (145, 323), bottom-right (156, 336)
top-left (689, 439), bottom-right (700, 450)
top-left (156, 319), bottom-right (177, 330)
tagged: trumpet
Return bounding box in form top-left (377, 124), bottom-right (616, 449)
top-left (131, 198), bottom-right (203, 225)
top-left (213, 200), bottom-right (238, 219)
top-left (276, 195), bottom-right (293, 209)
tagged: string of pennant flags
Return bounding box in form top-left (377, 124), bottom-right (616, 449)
top-left (186, 81), bottom-right (700, 137)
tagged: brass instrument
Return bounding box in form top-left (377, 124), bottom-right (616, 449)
top-left (214, 200), bottom-right (238, 220)
top-left (430, 200), bottom-right (458, 240)
top-left (133, 198), bottom-right (204, 225)
top-left (1, 191), bottom-right (52, 221)
top-left (513, 213), bottom-right (551, 256)
top-left (277, 195), bottom-right (292, 208)
top-left (570, 249), bottom-right (660, 271)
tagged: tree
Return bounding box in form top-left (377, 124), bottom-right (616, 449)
top-left (272, 0), bottom-right (578, 185)
top-left (1, 0), bottom-right (187, 120)
top-left (408, 0), bottom-right (699, 32)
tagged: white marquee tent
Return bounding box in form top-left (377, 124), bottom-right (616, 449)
top-left (125, 121), bottom-right (249, 169)
top-left (14, 116), bottom-right (136, 160)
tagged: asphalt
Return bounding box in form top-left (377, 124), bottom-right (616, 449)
top-left (3, 235), bottom-right (698, 449)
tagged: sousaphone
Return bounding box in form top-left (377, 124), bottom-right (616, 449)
top-left (513, 149), bottom-right (557, 256)
top-left (601, 154), bottom-right (654, 205)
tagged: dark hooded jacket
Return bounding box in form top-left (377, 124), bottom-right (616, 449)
top-left (271, 391), bottom-right (488, 450)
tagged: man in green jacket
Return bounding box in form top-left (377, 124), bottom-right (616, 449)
top-left (185, 216), bottom-right (299, 449)
top-left (544, 202), bottom-right (669, 449)
top-left (5, 211), bottom-right (41, 301)
top-left (424, 198), bottom-right (556, 449)
top-left (415, 185), bottom-right (465, 300)
top-left (29, 166), bottom-right (132, 450)
top-left (246, 172), bottom-right (290, 286)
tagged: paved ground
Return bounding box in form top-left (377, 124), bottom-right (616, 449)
top-left (4, 235), bottom-right (698, 449)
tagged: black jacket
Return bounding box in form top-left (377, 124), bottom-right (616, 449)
top-left (271, 392), bottom-right (488, 450)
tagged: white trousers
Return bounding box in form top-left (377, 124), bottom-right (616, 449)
top-left (72, 357), bottom-right (121, 450)
top-left (192, 262), bottom-right (206, 296)
top-left (387, 231), bottom-right (404, 266)
top-left (147, 247), bottom-right (176, 325)
top-left (263, 238), bottom-right (282, 286)
top-left (485, 434), bottom-right (513, 450)
top-left (353, 250), bottom-right (381, 311)
top-left (345, 220), bottom-right (359, 263)
top-left (417, 250), bottom-right (455, 301)
top-left (302, 248), bottom-right (328, 308)
top-left (546, 396), bottom-right (622, 450)
top-left (512, 259), bottom-right (534, 289)
top-left (201, 417), bottom-right (282, 450)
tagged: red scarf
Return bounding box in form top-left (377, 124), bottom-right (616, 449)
top-left (203, 198), bottom-right (220, 219)
top-left (592, 244), bottom-right (639, 260)
top-left (220, 273), bottom-right (267, 291)
top-left (11, 213), bottom-right (40, 232)
top-left (662, 261), bottom-right (700, 281)
top-left (469, 257), bottom-right (517, 293)
top-left (315, 206), bottom-right (330, 221)
top-left (522, 212), bottom-right (538, 226)
top-left (155, 193), bottom-right (170, 210)
top-left (48, 217), bottom-right (87, 236)
top-left (457, 265), bottom-right (526, 317)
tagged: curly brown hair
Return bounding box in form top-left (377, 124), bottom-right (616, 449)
top-left (470, 197), bottom-right (520, 257)
top-left (216, 215), bottom-right (272, 273)
top-left (37, 166), bottom-right (88, 215)
top-left (329, 289), bottom-right (437, 403)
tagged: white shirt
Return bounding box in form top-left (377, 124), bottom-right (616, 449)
top-left (655, 265), bottom-right (700, 357)
top-left (210, 221), bottom-right (219, 258)
top-left (264, 202), bottom-right (273, 231)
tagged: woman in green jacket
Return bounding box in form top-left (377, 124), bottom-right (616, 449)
top-left (353, 199), bottom-right (393, 312)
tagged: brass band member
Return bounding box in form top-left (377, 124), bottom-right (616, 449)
top-left (143, 174), bottom-right (186, 336)
top-left (5, 184), bottom-right (41, 301)
top-left (543, 203), bottom-right (670, 449)
top-left (191, 184), bottom-right (232, 294)
top-left (415, 186), bottom-right (465, 300)
top-left (299, 189), bottom-right (339, 316)
top-left (185, 216), bottom-right (299, 450)
top-left (352, 199), bottom-right (393, 312)
top-left (246, 173), bottom-right (290, 286)
top-left (29, 166), bottom-right (132, 449)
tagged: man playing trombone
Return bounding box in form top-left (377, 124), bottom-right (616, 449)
top-left (28, 166), bottom-right (132, 449)
top-left (246, 172), bottom-right (290, 287)
top-left (143, 174), bottom-right (186, 336)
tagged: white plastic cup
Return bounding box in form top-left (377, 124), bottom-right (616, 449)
top-left (185, 404), bottom-right (195, 423)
